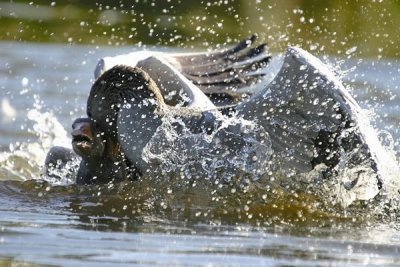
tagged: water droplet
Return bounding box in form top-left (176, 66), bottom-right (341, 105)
top-left (21, 77), bottom-right (29, 87)
top-left (345, 47), bottom-right (357, 56)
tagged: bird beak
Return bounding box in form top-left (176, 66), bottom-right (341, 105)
top-left (71, 118), bottom-right (94, 155)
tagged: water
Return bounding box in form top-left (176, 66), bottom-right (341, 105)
top-left (1, 41), bottom-right (400, 266)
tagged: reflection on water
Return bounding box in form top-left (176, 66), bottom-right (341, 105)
top-left (0, 40), bottom-right (400, 265)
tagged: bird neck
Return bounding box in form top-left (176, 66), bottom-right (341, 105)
top-left (117, 98), bottom-right (164, 174)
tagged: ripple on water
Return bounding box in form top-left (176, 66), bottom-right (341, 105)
top-left (1, 43), bottom-right (400, 266)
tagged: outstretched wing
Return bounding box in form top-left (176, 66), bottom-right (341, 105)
top-left (236, 47), bottom-right (398, 200)
top-left (168, 35), bottom-right (271, 98)
top-left (94, 35), bottom-right (271, 103)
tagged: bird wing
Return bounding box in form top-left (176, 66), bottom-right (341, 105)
top-left (94, 35), bottom-right (271, 103)
top-left (236, 46), bottom-right (395, 189)
top-left (135, 55), bottom-right (216, 111)
top-left (166, 35), bottom-right (271, 98)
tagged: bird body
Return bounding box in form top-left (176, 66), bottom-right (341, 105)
top-left (44, 36), bottom-right (399, 206)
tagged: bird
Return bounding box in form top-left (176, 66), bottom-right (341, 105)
top-left (46, 36), bottom-right (400, 206)
top-left (87, 47), bottom-right (398, 205)
top-left (51, 35), bottom-right (272, 184)
top-left (94, 34), bottom-right (271, 108)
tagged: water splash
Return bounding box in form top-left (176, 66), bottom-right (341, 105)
top-left (142, 112), bottom-right (273, 186)
top-left (0, 102), bottom-right (75, 185)
top-left (141, 105), bottom-right (400, 212)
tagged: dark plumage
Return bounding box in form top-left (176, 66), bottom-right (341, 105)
top-left (81, 47), bottom-right (395, 205)
top-left (43, 37), bottom-right (397, 206)
top-left (95, 35), bottom-right (272, 104)
top-left (87, 66), bottom-right (164, 143)
top-left (71, 117), bottom-right (138, 184)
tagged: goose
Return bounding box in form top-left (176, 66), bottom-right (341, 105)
top-left (87, 47), bottom-right (398, 205)
top-left (47, 37), bottom-right (400, 206)
top-left (94, 34), bottom-right (271, 108)
top-left (55, 36), bottom-right (271, 184)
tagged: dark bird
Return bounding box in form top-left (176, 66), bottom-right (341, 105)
top-left (45, 36), bottom-right (399, 206)
top-left (88, 45), bottom-right (400, 203)
top-left (46, 36), bottom-right (271, 184)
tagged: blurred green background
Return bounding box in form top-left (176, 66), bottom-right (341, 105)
top-left (0, 0), bottom-right (399, 57)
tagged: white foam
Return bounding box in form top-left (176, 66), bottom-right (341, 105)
top-left (0, 105), bottom-right (72, 184)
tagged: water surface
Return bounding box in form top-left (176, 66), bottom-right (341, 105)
top-left (1, 42), bottom-right (400, 266)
